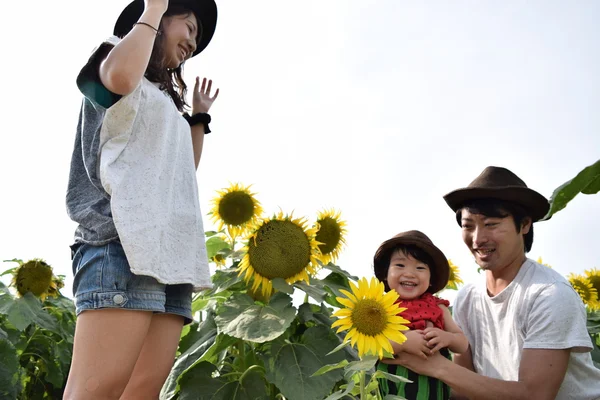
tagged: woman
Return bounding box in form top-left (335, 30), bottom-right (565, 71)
top-left (64, 0), bottom-right (219, 398)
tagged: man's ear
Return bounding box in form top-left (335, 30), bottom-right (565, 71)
top-left (521, 217), bottom-right (532, 234)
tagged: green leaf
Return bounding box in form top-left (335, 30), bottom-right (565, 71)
top-left (321, 272), bottom-right (351, 297)
top-left (543, 159), bottom-right (600, 220)
top-left (587, 310), bottom-right (600, 322)
top-left (293, 279), bottom-right (327, 303)
top-left (384, 395), bottom-right (408, 400)
top-left (207, 268), bottom-right (245, 294)
top-left (322, 379), bottom-right (356, 400)
top-left (215, 292), bottom-right (296, 343)
top-left (371, 370), bottom-right (412, 384)
top-left (591, 335), bottom-right (600, 366)
top-left (0, 292), bottom-right (57, 331)
top-left (264, 326), bottom-right (346, 400)
top-left (160, 314), bottom-right (218, 399)
top-left (0, 336), bottom-right (20, 399)
top-left (206, 236), bottom-right (231, 259)
top-left (177, 361), bottom-right (270, 400)
top-left (191, 297), bottom-right (217, 314)
top-left (588, 322), bottom-right (600, 335)
top-left (326, 340), bottom-right (349, 356)
top-left (311, 359), bottom-right (349, 376)
top-left (321, 262), bottom-right (359, 281)
top-left (0, 267), bottom-right (18, 278)
top-left (271, 278), bottom-right (294, 294)
top-left (204, 231), bottom-right (220, 238)
top-left (2, 259), bottom-right (23, 264)
top-left (178, 321), bottom-right (203, 354)
top-left (345, 355), bottom-right (378, 373)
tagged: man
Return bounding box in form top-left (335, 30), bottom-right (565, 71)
top-left (383, 166), bottom-right (600, 400)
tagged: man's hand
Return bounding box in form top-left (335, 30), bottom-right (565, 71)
top-left (424, 327), bottom-right (454, 354)
top-left (381, 348), bottom-right (450, 378)
top-left (390, 330), bottom-right (431, 359)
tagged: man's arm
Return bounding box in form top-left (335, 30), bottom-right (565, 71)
top-left (384, 347), bottom-right (570, 400)
top-left (449, 346), bottom-right (475, 399)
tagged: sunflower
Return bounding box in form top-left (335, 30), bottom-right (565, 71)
top-left (568, 273), bottom-right (600, 309)
top-left (314, 208), bottom-right (347, 264)
top-left (585, 268), bottom-right (600, 311)
top-left (210, 183), bottom-right (263, 238)
top-left (536, 257), bottom-right (552, 268)
top-left (445, 259), bottom-right (463, 290)
top-left (237, 211), bottom-right (322, 296)
top-left (10, 259), bottom-right (61, 301)
top-left (210, 253), bottom-right (227, 268)
top-left (332, 277), bottom-right (410, 359)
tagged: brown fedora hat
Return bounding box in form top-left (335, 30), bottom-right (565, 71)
top-left (373, 230), bottom-right (449, 294)
top-left (114, 0), bottom-right (218, 57)
top-left (443, 166), bottom-right (549, 222)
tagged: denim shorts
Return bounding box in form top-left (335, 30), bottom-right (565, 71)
top-left (71, 242), bottom-right (193, 325)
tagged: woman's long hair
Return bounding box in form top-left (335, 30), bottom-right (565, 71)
top-left (145, 5), bottom-right (199, 112)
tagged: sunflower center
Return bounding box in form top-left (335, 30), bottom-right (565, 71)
top-left (315, 217), bottom-right (342, 255)
top-left (351, 299), bottom-right (388, 336)
top-left (15, 260), bottom-right (53, 297)
top-left (218, 191), bottom-right (256, 226)
top-left (248, 220), bottom-right (311, 279)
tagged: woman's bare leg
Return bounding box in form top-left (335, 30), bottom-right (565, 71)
top-left (63, 309), bottom-right (153, 400)
top-left (120, 314), bottom-right (185, 400)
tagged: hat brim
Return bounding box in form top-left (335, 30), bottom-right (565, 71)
top-left (374, 236), bottom-right (449, 294)
top-left (443, 186), bottom-right (550, 222)
top-left (113, 0), bottom-right (217, 57)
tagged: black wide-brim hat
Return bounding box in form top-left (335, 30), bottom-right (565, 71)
top-left (443, 166), bottom-right (550, 222)
top-left (373, 230), bottom-right (450, 294)
top-left (113, 0), bottom-right (217, 57)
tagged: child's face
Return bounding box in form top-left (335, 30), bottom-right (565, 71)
top-left (386, 249), bottom-right (431, 300)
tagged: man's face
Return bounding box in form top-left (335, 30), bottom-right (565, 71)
top-left (460, 209), bottom-right (530, 271)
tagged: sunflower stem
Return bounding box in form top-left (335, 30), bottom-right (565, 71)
top-left (304, 293), bottom-right (309, 303)
top-left (239, 364), bottom-right (265, 384)
top-left (359, 369), bottom-right (367, 399)
top-left (238, 339), bottom-right (247, 369)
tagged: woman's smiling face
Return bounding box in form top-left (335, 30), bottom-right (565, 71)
top-left (162, 12), bottom-right (199, 68)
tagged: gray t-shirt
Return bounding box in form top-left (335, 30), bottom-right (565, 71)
top-left (454, 259), bottom-right (600, 399)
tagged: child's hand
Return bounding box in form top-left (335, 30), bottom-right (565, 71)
top-left (192, 77), bottom-right (219, 115)
top-left (423, 327), bottom-right (453, 354)
top-left (400, 330), bottom-right (431, 359)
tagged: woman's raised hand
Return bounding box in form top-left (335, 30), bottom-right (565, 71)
top-left (192, 77), bottom-right (220, 115)
top-left (144, 0), bottom-right (168, 14)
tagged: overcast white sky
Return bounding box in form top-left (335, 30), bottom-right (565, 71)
top-left (1, 1), bottom-right (598, 303)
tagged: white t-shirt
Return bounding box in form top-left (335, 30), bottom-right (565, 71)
top-left (97, 37), bottom-right (211, 290)
top-left (454, 259), bottom-right (600, 400)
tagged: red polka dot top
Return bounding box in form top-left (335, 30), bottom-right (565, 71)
top-left (396, 292), bottom-right (450, 330)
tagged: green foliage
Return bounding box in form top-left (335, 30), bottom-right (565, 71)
top-left (543, 159), bottom-right (600, 220)
top-left (215, 292), bottom-right (297, 343)
top-left (0, 278), bottom-right (75, 400)
top-left (162, 258), bottom-right (363, 400)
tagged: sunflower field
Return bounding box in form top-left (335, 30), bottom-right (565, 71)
top-left (1, 160), bottom-right (599, 399)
